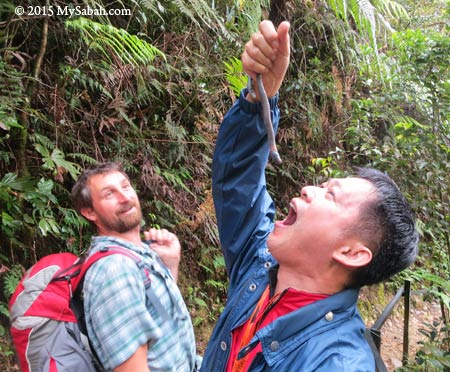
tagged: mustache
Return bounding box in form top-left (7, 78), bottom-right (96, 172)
top-left (117, 202), bottom-right (137, 213)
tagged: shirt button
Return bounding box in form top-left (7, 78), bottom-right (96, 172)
top-left (270, 341), bottom-right (279, 351)
top-left (325, 311), bottom-right (334, 321)
top-left (220, 341), bottom-right (227, 351)
top-left (249, 283), bottom-right (257, 291)
top-left (264, 261), bottom-right (271, 269)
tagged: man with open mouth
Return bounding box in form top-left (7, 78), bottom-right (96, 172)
top-left (201, 20), bottom-right (419, 372)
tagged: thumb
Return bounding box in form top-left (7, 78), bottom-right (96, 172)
top-left (277, 21), bottom-right (290, 58)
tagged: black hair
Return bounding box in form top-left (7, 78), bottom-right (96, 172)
top-left (349, 168), bottom-right (419, 287)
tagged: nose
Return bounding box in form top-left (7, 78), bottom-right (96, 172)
top-left (117, 189), bottom-right (133, 203)
top-left (300, 185), bottom-right (323, 202)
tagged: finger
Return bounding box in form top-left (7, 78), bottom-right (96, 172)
top-left (154, 228), bottom-right (164, 243)
top-left (159, 229), bottom-right (174, 241)
top-left (150, 228), bottom-right (176, 244)
top-left (252, 23), bottom-right (278, 63)
top-left (259, 20), bottom-right (279, 52)
top-left (242, 39), bottom-right (273, 73)
top-left (146, 227), bottom-right (160, 242)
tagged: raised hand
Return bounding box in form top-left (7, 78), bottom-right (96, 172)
top-left (242, 20), bottom-right (290, 100)
top-left (144, 228), bottom-right (181, 281)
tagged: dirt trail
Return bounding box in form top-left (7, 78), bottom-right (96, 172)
top-left (377, 297), bottom-right (444, 371)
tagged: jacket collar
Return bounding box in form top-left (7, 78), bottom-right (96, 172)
top-left (239, 265), bottom-right (361, 367)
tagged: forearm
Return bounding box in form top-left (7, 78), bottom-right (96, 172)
top-left (114, 344), bottom-right (149, 372)
top-left (167, 265), bottom-right (179, 282)
top-left (212, 89), bottom-right (279, 273)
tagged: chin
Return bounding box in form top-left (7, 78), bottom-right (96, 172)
top-left (266, 234), bottom-right (278, 253)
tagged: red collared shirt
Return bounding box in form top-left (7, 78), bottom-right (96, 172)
top-left (227, 286), bottom-right (329, 372)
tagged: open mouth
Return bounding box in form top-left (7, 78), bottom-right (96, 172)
top-left (282, 202), bottom-right (297, 226)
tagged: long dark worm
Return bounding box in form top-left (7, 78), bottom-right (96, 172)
top-left (255, 73), bottom-right (282, 165)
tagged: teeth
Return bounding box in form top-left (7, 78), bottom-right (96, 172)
top-left (290, 202), bottom-right (296, 213)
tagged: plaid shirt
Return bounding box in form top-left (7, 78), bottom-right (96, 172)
top-left (83, 236), bottom-right (196, 371)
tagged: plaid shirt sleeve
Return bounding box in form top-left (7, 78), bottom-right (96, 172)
top-left (84, 254), bottom-right (160, 370)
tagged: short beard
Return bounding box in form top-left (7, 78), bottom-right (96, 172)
top-left (99, 205), bottom-right (143, 234)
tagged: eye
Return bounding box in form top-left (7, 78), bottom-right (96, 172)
top-left (104, 191), bottom-right (113, 198)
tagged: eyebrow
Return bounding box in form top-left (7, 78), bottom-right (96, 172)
top-left (99, 185), bottom-right (114, 193)
top-left (100, 179), bottom-right (131, 192)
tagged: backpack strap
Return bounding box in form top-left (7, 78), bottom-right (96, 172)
top-left (97, 245), bottom-right (172, 323)
top-left (70, 245), bottom-right (172, 336)
top-left (70, 245), bottom-right (173, 371)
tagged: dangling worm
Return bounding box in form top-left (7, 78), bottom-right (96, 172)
top-left (255, 73), bottom-right (282, 165)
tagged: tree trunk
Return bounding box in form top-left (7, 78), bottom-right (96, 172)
top-left (15, 15), bottom-right (48, 177)
top-left (269, 0), bottom-right (291, 25)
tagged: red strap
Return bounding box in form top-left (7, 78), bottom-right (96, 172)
top-left (48, 357), bottom-right (58, 372)
top-left (230, 286), bottom-right (272, 372)
top-left (73, 246), bottom-right (142, 291)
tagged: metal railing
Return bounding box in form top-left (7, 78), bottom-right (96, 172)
top-left (364, 280), bottom-right (412, 372)
top-left (365, 279), bottom-right (448, 372)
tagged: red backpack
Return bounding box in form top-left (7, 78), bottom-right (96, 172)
top-left (8, 246), bottom-right (165, 372)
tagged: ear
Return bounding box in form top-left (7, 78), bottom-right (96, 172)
top-left (80, 208), bottom-right (97, 223)
top-left (332, 242), bottom-right (372, 268)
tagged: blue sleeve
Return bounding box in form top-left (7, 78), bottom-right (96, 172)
top-left (212, 89), bottom-right (280, 291)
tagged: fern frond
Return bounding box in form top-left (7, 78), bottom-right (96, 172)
top-left (0, 55), bottom-right (26, 130)
top-left (372, 0), bottom-right (409, 19)
top-left (68, 152), bottom-right (98, 166)
top-left (223, 57), bottom-right (247, 97)
top-left (173, 0), bottom-right (198, 26)
top-left (0, 172), bottom-right (36, 192)
top-left (349, 0), bottom-right (377, 42)
top-left (31, 133), bottom-right (81, 181)
top-left (171, 0), bottom-right (235, 41)
top-left (3, 264), bottom-right (25, 297)
top-left (65, 17), bottom-right (166, 67)
top-left (326, 0), bottom-right (407, 65)
top-left (328, 0), bottom-right (348, 23)
top-left (137, 0), bottom-right (166, 22)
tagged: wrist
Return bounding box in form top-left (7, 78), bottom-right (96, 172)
top-left (239, 88), bottom-right (279, 115)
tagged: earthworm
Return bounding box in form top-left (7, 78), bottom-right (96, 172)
top-left (255, 73), bottom-right (282, 165)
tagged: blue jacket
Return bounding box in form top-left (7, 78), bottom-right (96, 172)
top-left (201, 90), bottom-right (375, 372)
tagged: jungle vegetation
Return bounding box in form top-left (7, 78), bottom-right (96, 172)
top-left (0, 0), bottom-right (449, 369)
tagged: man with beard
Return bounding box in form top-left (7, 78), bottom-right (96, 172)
top-left (71, 162), bottom-right (197, 371)
top-left (200, 20), bottom-right (419, 371)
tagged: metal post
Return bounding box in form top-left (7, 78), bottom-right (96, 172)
top-left (371, 328), bottom-right (381, 352)
top-left (402, 280), bottom-right (411, 366)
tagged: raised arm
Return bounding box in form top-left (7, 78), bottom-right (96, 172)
top-left (212, 21), bottom-right (290, 290)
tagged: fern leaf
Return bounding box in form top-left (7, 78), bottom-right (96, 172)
top-left (65, 17), bottom-right (165, 67)
top-left (223, 57), bottom-right (247, 97)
